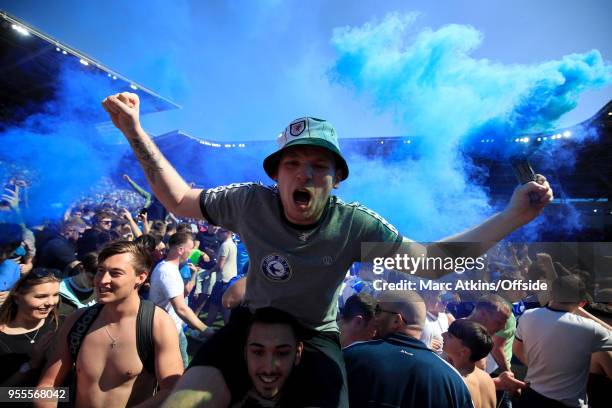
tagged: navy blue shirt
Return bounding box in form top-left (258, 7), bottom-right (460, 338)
top-left (344, 333), bottom-right (473, 408)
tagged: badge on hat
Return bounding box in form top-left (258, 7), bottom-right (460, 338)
top-left (289, 120), bottom-right (306, 137)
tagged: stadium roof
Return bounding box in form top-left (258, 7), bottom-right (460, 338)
top-left (131, 98), bottom-right (611, 202)
top-left (0, 11), bottom-right (180, 129)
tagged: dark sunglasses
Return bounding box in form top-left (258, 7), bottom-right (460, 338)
top-left (375, 304), bottom-right (408, 324)
top-left (100, 220), bottom-right (113, 225)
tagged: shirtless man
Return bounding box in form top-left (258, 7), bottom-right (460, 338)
top-left (36, 241), bottom-right (183, 407)
top-left (443, 319), bottom-right (496, 408)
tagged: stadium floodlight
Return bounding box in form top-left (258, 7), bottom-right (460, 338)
top-left (62, 50), bottom-right (67, 55)
top-left (112, 75), bottom-right (117, 80)
top-left (79, 59), bottom-right (89, 66)
top-left (514, 138), bottom-right (519, 142)
top-left (537, 137), bottom-right (542, 142)
top-left (130, 84), bottom-right (138, 90)
top-left (56, 47), bottom-right (61, 52)
top-left (543, 137), bottom-right (548, 141)
top-left (563, 131), bottom-right (571, 138)
top-left (11, 24), bottom-right (30, 36)
top-left (593, 209), bottom-right (598, 213)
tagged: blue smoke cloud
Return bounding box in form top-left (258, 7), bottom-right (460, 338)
top-left (330, 12), bottom-right (612, 240)
top-left (0, 64), bottom-right (128, 224)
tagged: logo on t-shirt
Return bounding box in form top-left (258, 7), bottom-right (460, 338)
top-left (261, 254), bottom-right (292, 282)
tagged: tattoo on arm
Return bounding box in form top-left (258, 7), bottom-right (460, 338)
top-left (129, 138), bottom-right (164, 185)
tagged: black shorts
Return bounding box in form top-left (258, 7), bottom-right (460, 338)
top-left (189, 307), bottom-right (348, 407)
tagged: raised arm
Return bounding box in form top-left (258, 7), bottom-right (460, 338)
top-left (439, 175), bottom-right (553, 252)
top-left (102, 93), bottom-right (204, 219)
top-left (120, 208), bottom-right (143, 238)
top-left (408, 176), bottom-right (553, 280)
top-left (123, 174), bottom-right (152, 207)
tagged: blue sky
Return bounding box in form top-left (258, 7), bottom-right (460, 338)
top-left (2, 0), bottom-right (611, 141)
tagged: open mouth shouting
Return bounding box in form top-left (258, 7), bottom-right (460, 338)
top-left (292, 188), bottom-right (312, 209)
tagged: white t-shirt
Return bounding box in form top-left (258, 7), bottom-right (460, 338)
top-left (420, 312), bottom-right (450, 354)
top-left (516, 306), bottom-right (612, 407)
top-left (217, 239), bottom-right (237, 283)
top-left (149, 260), bottom-right (184, 333)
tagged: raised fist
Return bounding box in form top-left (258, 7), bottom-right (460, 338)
top-left (102, 92), bottom-right (141, 135)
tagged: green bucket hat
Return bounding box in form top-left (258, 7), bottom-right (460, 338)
top-left (263, 117), bottom-right (349, 181)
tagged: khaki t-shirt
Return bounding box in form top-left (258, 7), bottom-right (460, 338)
top-left (200, 183), bottom-right (401, 331)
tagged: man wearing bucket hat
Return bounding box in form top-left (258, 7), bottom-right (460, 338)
top-left (102, 92), bottom-right (553, 407)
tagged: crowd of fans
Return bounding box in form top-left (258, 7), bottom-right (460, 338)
top-left (0, 173), bottom-right (611, 408)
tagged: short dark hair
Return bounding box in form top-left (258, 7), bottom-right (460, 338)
top-left (448, 319), bottom-right (493, 362)
top-left (152, 220), bottom-right (166, 232)
top-left (247, 307), bottom-right (303, 342)
top-left (168, 232), bottom-right (193, 249)
top-left (176, 223), bottom-right (192, 234)
top-left (341, 292), bottom-right (377, 323)
top-left (79, 252), bottom-right (99, 276)
top-left (551, 274), bottom-right (587, 304)
top-left (98, 240), bottom-right (153, 275)
top-left (135, 234), bottom-right (157, 253)
top-left (94, 210), bottom-right (113, 223)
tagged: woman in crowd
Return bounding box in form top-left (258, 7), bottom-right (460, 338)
top-left (0, 268), bottom-right (61, 386)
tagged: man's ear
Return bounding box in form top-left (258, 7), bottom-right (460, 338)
top-left (333, 170), bottom-right (342, 189)
top-left (460, 344), bottom-right (471, 361)
top-left (135, 271), bottom-right (148, 289)
top-left (352, 315), bottom-right (365, 328)
top-left (295, 341), bottom-right (304, 366)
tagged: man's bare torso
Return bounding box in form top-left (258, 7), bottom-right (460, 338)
top-left (464, 367), bottom-right (496, 408)
top-left (75, 315), bottom-right (156, 407)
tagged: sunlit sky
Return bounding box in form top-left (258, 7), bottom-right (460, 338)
top-left (2, 0), bottom-right (611, 141)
